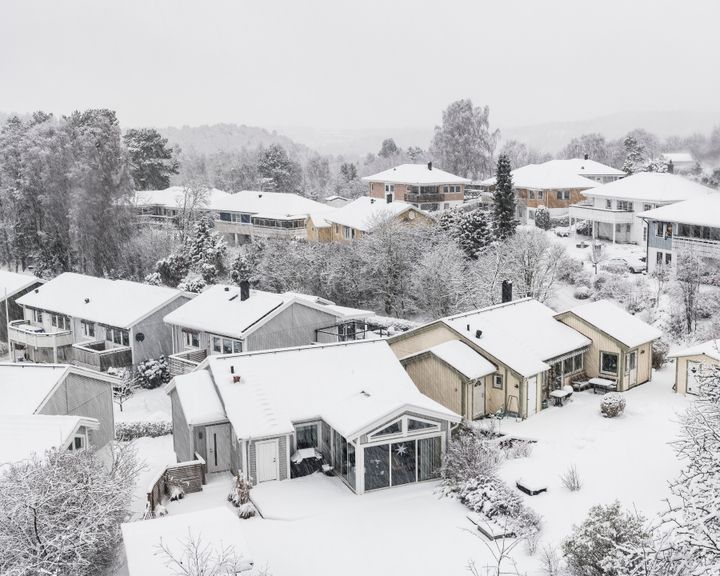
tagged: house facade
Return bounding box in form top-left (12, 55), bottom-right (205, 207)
top-left (9, 273), bottom-right (191, 371)
top-left (362, 163), bottom-right (470, 211)
top-left (569, 172), bottom-right (715, 245)
top-left (668, 340), bottom-right (720, 395)
top-left (639, 193), bottom-right (720, 274)
top-left (167, 341), bottom-right (460, 494)
top-left (163, 282), bottom-right (374, 375)
top-left (0, 271), bottom-right (43, 343)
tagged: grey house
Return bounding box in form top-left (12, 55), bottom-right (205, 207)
top-left (9, 273), bottom-right (192, 372)
top-left (0, 363), bottom-right (116, 460)
top-left (0, 271), bottom-right (43, 343)
top-left (167, 340), bottom-right (460, 494)
top-left (163, 282), bottom-right (373, 375)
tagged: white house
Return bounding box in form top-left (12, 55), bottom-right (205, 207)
top-left (638, 193), bottom-right (720, 274)
top-left (167, 340), bottom-right (460, 493)
top-left (10, 273), bottom-right (191, 370)
top-left (569, 172), bottom-right (716, 244)
top-left (163, 283), bottom-right (373, 375)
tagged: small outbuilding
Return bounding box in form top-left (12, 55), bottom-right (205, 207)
top-left (668, 339), bottom-right (720, 395)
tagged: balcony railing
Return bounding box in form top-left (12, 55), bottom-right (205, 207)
top-left (673, 236), bottom-right (720, 260)
top-left (8, 320), bottom-right (74, 348)
top-left (568, 205), bottom-right (635, 224)
top-left (72, 341), bottom-right (133, 372)
top-left (168, 348), bottom-right (208, 376)
top-left (405, 193), bottom-right (447, 203)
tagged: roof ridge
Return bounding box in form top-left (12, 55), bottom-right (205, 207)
top-left (444, 297), bottom-right (535, 321)
top-left (210, 338), bottom-right (386, 362)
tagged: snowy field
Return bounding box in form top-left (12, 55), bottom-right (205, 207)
top-left (121, 365), bottom-right (689, 576)
top-left (114, 387), bottom-right (171, 424)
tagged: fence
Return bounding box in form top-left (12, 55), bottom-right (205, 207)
top-left (146, 453), bottom-right (206, 516)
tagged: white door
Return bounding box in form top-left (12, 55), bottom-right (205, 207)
top-left (472, 381), bottom-right (485, 419)
top-left (527, 376), bottom-right (537, 417)
top-left (255, 439), bottom-right (279, 483)
top-left (205, 424), bottom-right (231, 473)
top-left (687, 361), bottom-right (702, 395)
top-left (628, 351), bottom-right (638, 388)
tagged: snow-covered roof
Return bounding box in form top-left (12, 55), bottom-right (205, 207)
top-left (163, 285), bottom-right (371, 340)
top-left (169, 371), bottom-right (227, 426)
top-left (581, 172), bottom-right (714, 202)
top-left (637, 193), bottom-right (720, 227)
top-left (669, 340), bottom-right (720, 363)
top-left (362, 164), bottom-right (470, 186)
top-left (17, 273), bottom-right (189, 329)
top-left (0, 364), bottom-right (70, 415)
top-left (661, 152), bottom-right (694, 163)
top-left (323, 197), bottom-right (425, 232)
top-left (308, 212), bottom-right (331, 228)
top-left (0, 414), bottom-right (98, 465)
top-left (133, 186), bottom-right (232, 211)
top-left (121, 507), bottom-right (254, 576)
top-left (413, 340), bottom-right (496, 380)
top-left (0, 270), bottom-right (41, 300)
top-left (204, 340), bottom-right (460, 441)
top-left (213, 190), bottom-right (332, 219)
top-left (561, 300), bottom-right (663, 348)
top-left (443, 299), bottom-right (591, 378)
top-left (481, 158), bottom-right (620, 189)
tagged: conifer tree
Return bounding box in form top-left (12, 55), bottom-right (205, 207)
top-left (493, 154), bottom-right (517, 239)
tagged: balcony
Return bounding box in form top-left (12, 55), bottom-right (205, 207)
top-left (568, 204), bottom-right (635, 224)
top-left (8, 320), bottom-right (74, 349)
top-left (405, 193), bottom-right (446, 203)
top-left (169, 348), bottom-right (208, 376)
top-left (72, 341), bottom-right (133, 372)
top-left (672, 236), bottom-right (720, 260)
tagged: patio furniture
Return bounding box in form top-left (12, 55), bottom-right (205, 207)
top-left (589, 377), bottom-right (617, 395)
top-left (516, 477), bottom-right (547, 496)
top-left (571, 373), bottom-right (591, 392)
top-left (549, 387), bottom-right (573, 407)
top-left (466, 512), bottom-right (516, 540)
top-left (290, 448), bottom-right (324, 478)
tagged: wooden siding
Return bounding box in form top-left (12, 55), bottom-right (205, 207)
top-left (246, 303), bottom-right (339, 351)
top-left (131, 295), bottom-right (190, 364)
top-left (170, 389), bottom-right (195, 462)
top-left (388, 323), bottom-right (458, 359)
top-left (674, 354), bottom-right (720, 394)
top-left (38, 371), bottom-right (115, 449)
top-left (402, 353), bottom-right (466, 417)
top-left (517, 187), bottom-right (590, 210)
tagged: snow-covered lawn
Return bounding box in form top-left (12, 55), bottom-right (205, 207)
top-left (114, 387), bottom-right (171, 424)
top-left (128, 435), bottom-right (177, 518)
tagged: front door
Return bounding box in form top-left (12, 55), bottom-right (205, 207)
top-left (256, 439), bottom-right (279, 483)
top-left (205, 424), bottom-right (231, 473)
top-left (687, 361), bottom-right (702, 395)
top-left (527, 376), bottom-right (537, 417)
top-left (472, 381), bottom-right (485, 419)
top-left (628, 351), bottom-right (638, 388)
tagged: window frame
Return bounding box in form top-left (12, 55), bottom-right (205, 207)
top-left (295, 423), bottom-right (319, 450)
top-left (81, 320), bottom-right (95, 338)
top-left (493, 374), bottom-right (504, 390)
top-left (600, 351), bottom-right (619, 375)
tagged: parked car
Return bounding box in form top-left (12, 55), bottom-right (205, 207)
top-left (554, 227), bottom-right (570, 237)
top-left (600, 257), bottom-right (646, 274)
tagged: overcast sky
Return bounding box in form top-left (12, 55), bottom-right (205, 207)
top-left (1, 0), bottom-right (718, 132)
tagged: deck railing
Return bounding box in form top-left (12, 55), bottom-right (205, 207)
top-left (145, 453), bottom-right (206, 517)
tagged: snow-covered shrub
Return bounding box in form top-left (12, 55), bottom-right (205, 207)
top-left (560, 464), bottom-right (582, 491)
top-left (549, 215), bottom-right (569, 228)
top-left (574, 219), bottom-right (592, 236)
top-left (228, 474), bottom-right (256, 519)
top-left (652, 338), bottom-right (670, 369)
top-left (144, 271), bottom-right (161, 286)
top-left (539, 544), bottom-right (564, 576)
top-left (697, 291), bottom-right (720, 320)
top-left (557, 257), bottom-right (589, 286)
top-left (502, 438), bottom-right (534, 460)
top-left (442, 429), bottom-right (502, 485)
top-left (600, 393), bottom-right (626, 418)
top-left (573, 286), bottom-right (592, 300)
top-left (593, 274), bottom-right (630, 303)
top-left (177, 274), bottom-right (206, 293)
top-left (535, 205), bottom-right (551, 230)
top-left (562, 501), bottom-right (649, 576)
top-left (115, 420), bottom-right (173, 441)
top-left (135, 356), bottom-right (171, 389)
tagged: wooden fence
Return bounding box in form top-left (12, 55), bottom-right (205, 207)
top-left (146, 453), bottom-right (207, 516)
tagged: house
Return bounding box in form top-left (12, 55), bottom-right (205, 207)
top-left (362, 162), bottom-right (470, 211)
top-left (133, 186), bottom-right (232, 224)
top-left (10, 273), bottom-right (191, 371)
top-left (163, 282), bottom-right (374, 375)
top-left (668, 340), bottom-right (720, 395)
top-left (481, 158), bottom-right (625, 224)
top-left (324, 195), bottom-right (351, 208)
top-left (661, 152), bottom-right (695, 173)
top-left (638, 193), bottom-right (720, 274)
top-left (308, 197), bottom-right (433, 241)
top-left (389, 298), bottom-right (592, 419)
top-left (0, 270), bottom-right (43, 342)
top-left (167, 340), bottom-right (460, 493)
top-left (0, 363), bottom-right (115, 462)
top-left (121, 507), bottom-right (254, 576)
top-left (568, 172), bottom-right (715, 244)
top-left (555, 300), bottom-right (662, 391)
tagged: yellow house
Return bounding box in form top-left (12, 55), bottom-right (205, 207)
top-left (668, 340), bottom-right (720, 395)
top-left (555, 300), bottom-right (662, 392)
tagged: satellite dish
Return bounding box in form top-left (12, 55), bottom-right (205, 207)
top-left (135, 332), bottom-right (145, 342)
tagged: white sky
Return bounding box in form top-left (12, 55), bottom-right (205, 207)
top-left (1, 0), bottom-right (718, 131)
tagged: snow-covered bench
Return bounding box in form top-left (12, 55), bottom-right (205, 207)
top-left (466, 512), bottom-right (516, 540)
top-left (516, 476), bottom-right (548, 496)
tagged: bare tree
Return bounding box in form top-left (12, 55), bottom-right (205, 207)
top-left (112, 367), bottom-right (140, 412)
top-left (675, 249), bottom-right (703, 335)
top-left (157, 532), bottom-right (255, 576)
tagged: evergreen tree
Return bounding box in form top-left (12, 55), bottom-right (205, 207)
top-left (456, 210), bottom-right (492, 259)
top-left (123, 128), bottom-right (179, 190)
top-left (493, 154), bottom-right (517, 239)
top-left (257, 144), bottom-right (303, 193)
top-left (378, 138), bottom-right (400, 159)
top-left (622, 135), bottom-right (645, 175)
top-left (534, 205), bottom-right (551, 230)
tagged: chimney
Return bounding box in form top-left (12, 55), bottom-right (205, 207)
top-left (427, 161), bottom-right (433, 171)
top-left (475, 329), bottom-right (483, 339)
top-left (584, 153), bottom-right (589, 160)
top-left (466, 324), bottom-right (470, 332)
top-left (667, 159), bottom-right (674, 174)
top-left (501, 280), bottom-right (513, 303)
top-left (370, 198), bottom-right (375, 204)
top-left (240, 280), bottom-right (250, 301)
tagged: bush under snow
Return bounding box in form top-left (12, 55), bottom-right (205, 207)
top-left (115, 420), bottom-right (172, 441)
top-left (135, 356), bottom-right (171, 390)
top-left (600, 393), bottom-right (626, 418)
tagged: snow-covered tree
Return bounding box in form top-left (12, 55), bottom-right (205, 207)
top-left (257, 143), bottom-right (303, 193)
top-left (534, 205), bottom-right (551, 230)
top-left (410, 239), bottom-right (469, 318)
top-left (112, 367), bottom-right (139, 412)
top-left (456, 209), bottom-right (492, 259)
top-left (378, 138), bottom-right (400, 159)
top-left (493, 153), bottom-right (517, 239)
top-left (561, 133), bottom-right (612, 166)
top-left (674, 249), bottom-right (703, 334)
top-left (0, 443), bottom-right (139, 576)
top-left (157, 532), bottom-right (255, 576)
top-left (622, 135), bottom-right (646, 175)
top-left (123, 127), bottom-right (179, 191)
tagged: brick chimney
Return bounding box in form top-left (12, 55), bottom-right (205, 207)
top-left (240, 280), bottom-right (250, 301)
top-left (427, 161), bottom-right (432, 171)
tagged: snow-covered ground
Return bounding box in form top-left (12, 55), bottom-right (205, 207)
top-left (114, 387), bottom-right (171, 424)
top-left (123, 365), bottom-right (690, 576)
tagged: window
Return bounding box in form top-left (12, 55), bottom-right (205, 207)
top-left (656, 251), bottom-right (664, 265)
top-left (529, 191), bottom-right (536, 199)
top-left (563, 357), bottom-right (574, 374)
top-left (626, 351), bottom-right (637, 372)
top-left (68, 433), bottom-right (86, 452)
top-left (556, 190), bottom-right (570, 200)
top-left (407, 418), bottom-right (439, 433)
top-left (182, 329), bottom-right (199, 348)
top-left (574, 354), bottom-right (583, 372)
top-left (384, 184), bottom-right (394, 193)
top-left (617, 200), bottom-right (633, 211)
top-left (240, 213), bottom-right (251, 224)
top-left (219, 212), bottom-right (231, 222)
top-left (51, 314), bottom-right (70, 331)
top-left (81, 320), bottom-right (95, 338)
top-left (493, 374), bottom-right (504, 389)
top-left (443, 185), bottom-right (449, 193)
top-left (211, 336), bottom-right (242, 355)
top-left (643, 226), bottom-right (647, 242)
top-left (665, 253), bottom-right (672, 265)
top-left (606, 199), bottom-right (612, 209)
top-left (601, 352), bottom-right (619, 375)
top-left (32, 309), bottom-right (43, 323)
top-left (343, 226), bottom-right (354, 240)
top-left (369, 420), bottom-right (402, 439)
top-left (295, 424), bottom-right (318, 449)
top-left (108, 327), bottom-right (130, 346)
top-left (643, 204), bottom-right (654, 211)
top-left (537, 191), bottom-right (544, 199)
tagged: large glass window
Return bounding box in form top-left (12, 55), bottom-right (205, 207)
top-left (211, 335), bottom-right (242, 355)
top-left (369, 420), bottom-right (402, 439)
top-left (296, 424), bottom-right (318, 449)
top-left (418, 437), bottom-right (442, 481)
top-left (391, 441), bottom-right (416, 486)
top-left (407, 419), bottom-right (437, 433)
top-left (81, 320), bottom-right (95, 338)
top-left (364, 444), bottom-right (390, 491)
top-left (182, 329), bottom-right (199, 348)
top-left (108, 327), bottom-right (129, 346)
top-left (601, 352), bottom-right (619, 375)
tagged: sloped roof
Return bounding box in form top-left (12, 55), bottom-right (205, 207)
top-left (133, 186), bottom-right (232, 211)
top-left (324, 197), bottom-right (425, 232)
top-left (163, 285), bottom-right (371, 339)
top-left (169, 371), bottom-right (227, 426)
top-left (443, 299), bottom-right (591, 378)
top-left (212, 190), bottom-right (332, 218)
top-left (204, 340), bottom-right (459, 441)
top-left (362, 164), bottom-right (470, 186)
top-left (405, 340), bottom-right (496, 380)
top-left (638, 193), bottom-right (720, 227)
top-left (582, 172), bottom-right (714, 202)
top-left (121, 507), bottom-right (253, 576)
top-left (17, 273), bottom-right (188, 329)
top-left (668, 340), bottom-right (720, 363)
top-left (482, 158), bottom-right (621, 189)
top-left (562, 300), bottom-right (663, 348)
top-left (0, 270), bottom-right (41, 300)
top-left (0, 364), bottom-right (70, 415)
